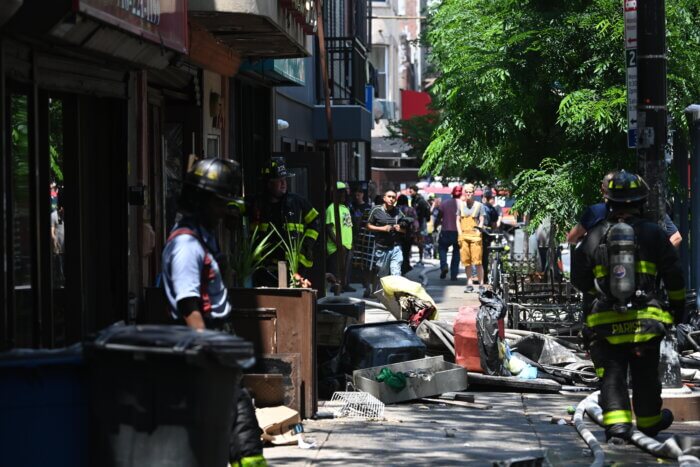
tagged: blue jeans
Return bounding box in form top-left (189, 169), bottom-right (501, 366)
top-left (438, 230), bottom-right (460, 279)
top-left (375, 245), bottom-right (403, 277)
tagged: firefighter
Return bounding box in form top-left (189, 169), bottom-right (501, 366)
top-left (161, 158), bottom-right (266, 467)
top-left (571, 170), bottom-right (684, 443)
top-left (246, 157), bottom-right (321, 287)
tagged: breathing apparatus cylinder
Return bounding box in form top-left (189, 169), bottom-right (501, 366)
top-left (607, 221), bottom-right (636, 304)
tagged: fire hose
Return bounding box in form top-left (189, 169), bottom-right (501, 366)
top-left (574, 391), bottom-right (700, 466)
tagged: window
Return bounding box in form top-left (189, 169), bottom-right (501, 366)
top-left (9, 92), bottom-right (34, 347)
top-left (369, 45), bottom-right (388, 99)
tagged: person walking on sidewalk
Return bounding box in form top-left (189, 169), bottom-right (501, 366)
top-left (457, 183), bottom-right (484, 292)
top-left (367, 190), bottom-right (406, 278)
top-left (161, 158), bottom-right (266, 467)
top-left (396, 194), bottom-right (419, 275)
top-left (571, 170), bottom-right (684, 444)
top-left (407, 185), bottom-right (431, 264)
top-left (436, 185), bottom-right (462, 280)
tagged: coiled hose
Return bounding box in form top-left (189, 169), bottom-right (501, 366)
top-left (574, 391), bottom-right (700, 466)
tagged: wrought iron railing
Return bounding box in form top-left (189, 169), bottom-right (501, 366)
top-left (318, 36), bottom-right (368, 107)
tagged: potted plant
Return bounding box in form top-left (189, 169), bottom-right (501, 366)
top-left (271, 222), bottom-right (308, 288)
top-left (230, 226), bottom-right (279, 287)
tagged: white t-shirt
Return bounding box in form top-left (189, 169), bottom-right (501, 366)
top-left (161, 223), bottom-right (231, 320)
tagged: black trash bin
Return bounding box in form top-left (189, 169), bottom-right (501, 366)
top-left (0, 346), bottom-right (88, 467)
top-left (84, 324), bottom-right (254, 467)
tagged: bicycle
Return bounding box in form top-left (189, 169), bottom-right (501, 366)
top-left (476, 226), bottom-right (508, 296)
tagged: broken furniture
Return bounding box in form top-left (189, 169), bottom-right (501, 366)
top-left (231, 288), bottom-right (317, 419)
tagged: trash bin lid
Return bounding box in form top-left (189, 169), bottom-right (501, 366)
top-left (0, 344), bottom-right (84, 368)
top-left (85, 324), bottom-right (254, 369)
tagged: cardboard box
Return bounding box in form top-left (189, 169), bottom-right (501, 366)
top-left (352, 356), bottom-right (468, 404)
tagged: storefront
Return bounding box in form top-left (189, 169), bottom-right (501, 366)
top-left (0, 0), bottom-right (188, 349)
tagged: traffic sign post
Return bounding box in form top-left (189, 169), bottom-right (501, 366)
top-left (625, 0), bottom-right (637, 148)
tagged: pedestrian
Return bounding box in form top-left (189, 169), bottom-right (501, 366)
top-left (246, 157), bottom-right (320, 287)
top-left (436, 185), bottom-right (462, 280)
top-left (326, 181), bottom-right (355, 292)
top-left (367, 190), bottom-right (406, 278)
top-left (566, 172), bottom-right (617, 244)
top-left (396, 194), bottom-right (419, 275)
top-left (407, 185), bottom-right (431, 264)
top-left (480, 188), bottom-right (502, 280)
top-left (424, 193), bottom-right (438, 259)
top-left (571, 170), bottom-right (684, 444)
top-left (161, 158), bottom-right (267, 467)
top-left (457, 183), bottom-right (485, 292)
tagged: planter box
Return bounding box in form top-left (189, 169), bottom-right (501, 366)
top-left (352, 356), bottom-right (468, 404)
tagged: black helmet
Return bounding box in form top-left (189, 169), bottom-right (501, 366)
top-left (604, 170), bottom-right (648, 203)
top-left (261, 157), bottom-right (295, 180)
top-left (185, 158), bottom-right (241, 201)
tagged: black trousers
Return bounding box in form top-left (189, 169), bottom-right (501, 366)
top-left (589, 336), bottom-right (663, 432)
top-left (230, 387), bottom-right (263, 461)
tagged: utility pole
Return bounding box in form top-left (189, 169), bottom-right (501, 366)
top-left (317, 0), bottom-right (345, 294)
top-left (634, 0), bottom-right (682, 388)
top-left (636, 0), bottom-right (667, 224)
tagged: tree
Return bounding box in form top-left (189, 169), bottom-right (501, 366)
top-left (423, 0), bottom-right (700, 234)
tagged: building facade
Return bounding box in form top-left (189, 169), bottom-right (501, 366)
top-left (0, 0), bottom-right (317, 349)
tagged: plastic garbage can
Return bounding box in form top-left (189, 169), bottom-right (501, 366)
top-left (338, 321), bottom-right (425, 374)
top-left (84, 324), bottom-right (254, 467)
top-left (0, 345), bottom-right (88, 467)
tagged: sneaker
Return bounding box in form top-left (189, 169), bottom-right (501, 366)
top-left (342, 285), bottom-right (357, 292)
top-left (440, 268), bottom-right (448, 279)
top-left (637, 409), bottom-right (674, 437)
top-left (464, 285), bottom-right (474, 293)
top-left (362, 287), bottom-right (372, 298)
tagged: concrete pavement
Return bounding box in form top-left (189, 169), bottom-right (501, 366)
top-left (263, 253), bottom-right (700, 466)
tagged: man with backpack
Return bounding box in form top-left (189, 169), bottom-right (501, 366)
top-left (571, 170), bottom-right (684, 444)
top-left (161, 158), bottom-right (266, 467)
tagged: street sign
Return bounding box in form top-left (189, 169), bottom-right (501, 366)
top-left (624, 0), bottom-right (638, 148)
top-left (624, 0), bottom-right (637, 49)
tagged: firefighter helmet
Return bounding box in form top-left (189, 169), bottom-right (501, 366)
top-left (604, 170), bottom-right (649, 203)
top-left (185, 158), bottom-right (241, 201)
top-left (261, 157), bottom-right (295, 180)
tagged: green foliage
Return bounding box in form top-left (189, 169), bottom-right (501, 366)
top-left (387, 114), bottom-right (439, 160)
top-left (230, 226), bottom-right (280, 287)
top-left (271, 222), bottom-right (306, 288)
top-left (423, 0), bottom-right (700, 214)
top-left (49, 99), bottom-right (64, 182)
top-left (11, 95), bottom-right (29, 203)
top-left (512, 158), bottom-right (583, 236)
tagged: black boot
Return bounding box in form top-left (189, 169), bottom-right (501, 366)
top-left (638, 409), bottom-right (674, 437)
top-left (605, 423), bottom-right (632, 445)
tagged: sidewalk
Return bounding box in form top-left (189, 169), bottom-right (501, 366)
top-left (264, 251), bottom-right (700, 466)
